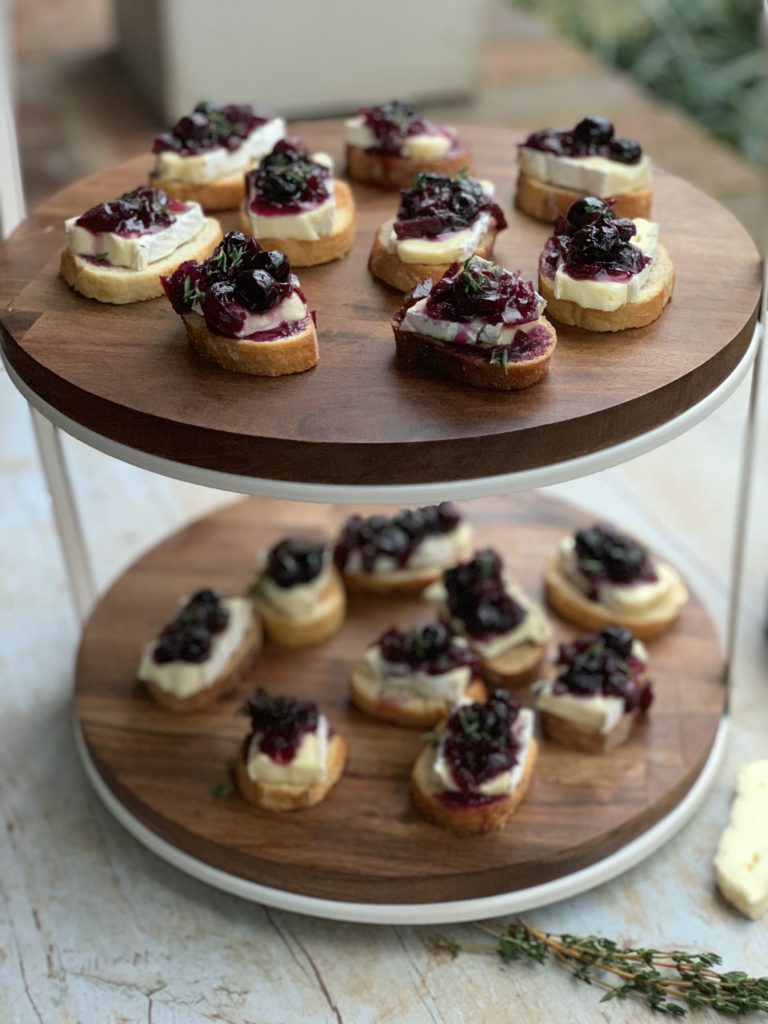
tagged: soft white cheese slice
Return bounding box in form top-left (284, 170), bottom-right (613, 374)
top-left (65, 202), bottom-right (205, 271)
top-left (364, 643), bottom-right (472, 704)
top-left (235, 292), bottom-right (308, 339)
top-left (154, 118), bottom-right (286, 184)
top-left (432, 708), bottom-right (534, 796)
top-left (403, 132), bottom-right (452, 160)
top-left (245, 191), bottom-right (336, 242)
top-left (715, 761), bottom-right (768, 920)
top-left (246, 715), bottom-right (329, 786)
top-left (519, 148), bottom-right (652, 196)
top-left (137, 597), bottom-right (253, 699)
top-left (341, 522), bottom-right (473, 575)
top-left (536, 681), bottom-right (625, 734)
top-left (557, 535), bottom-right (674, 612)
top-left (384, 212), bottom-right (491, 266)
top-left (258, 563), bottom-right (330, 619)
top-left (400, 295), bottom-right (547, 349)
top-left (552, 218), bottom-right (659, 311)
top-left (345, 115), bottom-right (377, 149)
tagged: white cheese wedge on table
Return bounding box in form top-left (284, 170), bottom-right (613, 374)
top-left (714, 760), bottom-right (768, 920)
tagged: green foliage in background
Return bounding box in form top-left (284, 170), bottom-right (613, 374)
top-left (514, 0), bottom-right (767, 165)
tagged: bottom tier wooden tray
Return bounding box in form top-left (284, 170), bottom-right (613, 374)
top-left (74, 493), bottom-right (726, 922)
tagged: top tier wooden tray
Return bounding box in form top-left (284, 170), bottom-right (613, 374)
top-left (0, 122), bottom-right (760, 496)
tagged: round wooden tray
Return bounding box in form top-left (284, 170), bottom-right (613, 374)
top-left (74, 492), bottom-right (726, 916)
top-left (0, 122), bottom-right (760, 491)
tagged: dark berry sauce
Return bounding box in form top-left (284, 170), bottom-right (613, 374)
top-left (242, 689), bottom-right (319, 764)
top-left (153, 101), bottom-right (269, 156)
top-left (522, 116), bottom-right (643, 165)
top-left (399, 257), bottom-right (540, 327)
top-left (573, 522), bottom-right (657, 598)
top-left (394, 172), bottom-right (506, 240)
top-left (246, 138), bottom-right (331, 214)
top-left (377, 622), bottom-right (480, 677)
top-left (152, 589), bottom-right (230, 665)
top-left (441, 690), bottom-right (522, 795)
top-left (161, 231), bottom-right (307, 338)
top-left (552, 626), bottom-right (653, 714)
top-left (443, 549), bottom-right (526, 640)
top-left (265, 538), bottom-right (326, 588)
top-left (334, 503), bottom-right (462, 574)
top-left (358, 100), bottom-right (454, 157)
top-left (75, 187), bottom-right (186, 237)
top-left (539, 197), bottom-right (650, 282)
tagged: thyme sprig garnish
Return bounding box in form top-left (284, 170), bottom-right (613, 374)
top-left (429, 921), bottom-right (768, 1018)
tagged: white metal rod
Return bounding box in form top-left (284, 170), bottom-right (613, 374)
top-left (29, 408), bottom-right (96, 624)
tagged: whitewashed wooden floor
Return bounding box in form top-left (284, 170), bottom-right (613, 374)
top-left (1, 341), bottom-right (767, 1022)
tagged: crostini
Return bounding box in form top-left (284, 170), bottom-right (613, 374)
top-left (369, 171), bottom-right (506, 292)
top-left (235, 689), bottom-right (347, 811)
top-left (516, 115), bottom-right (652, 222)
top-left (545, 521), bottom-right (688, 639)
top-left (149, 101), bottom-right (285, 211)
top-left (350, 622), bottom-right (485, 728)
top-left (137, 588), bottom-right (261, 712)
top-left (392, 256), bottom-right (557, 390)
top-left (251, 538), bottom-right (346, 647)
top-left (345, 100), bottom-right (473, 189)
top-left (334, 502), bottom-right (473, 594)
top-left (161, 231), bottom-right (318, 376)
top-left (424, 548), bottom-right (551, 687)
top-left (534, 625), bottom-right (653, 754)
top-left (410, 689), bottom-right (537, 834)
top-left (61, 186), bottom-right (222, 304)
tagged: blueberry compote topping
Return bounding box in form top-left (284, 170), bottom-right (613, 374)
top-left (153, 101), bottom-right (269, 156)
top-left (553, 626), bottom-right (653, 714)
top-left (265, 538), bottom-right (326, 588)
top-left (394, 172), bottom-right (506, 240)
top-left (378, 622), bottom-right (480, 677)
top-left (242, 689), bottom-right (319, 765)
top-left (75, 186), bottom-right (185, 237)
top-left (161, 231), bottom-right (305, 338)
top-left (522, 116), bottom-right (643, 165)
top-left (539, 197), bottom-right (649, 282)
top-left (247, 138), bottom-right (331, 212)
top-left (359, 100), bottom-right (448, 156)
top-left (443, 690), bottom-right (521, 794)
top-left (152, 589), bottom-right (230, 665)
top-left (573, 522), bottom-right (657, 598)
top-left (334, 503), bottom-right (462, 573)
top-left (404, 257), bottom-right (539, 327)
top-left (443, 549), bottom-right (526, 640)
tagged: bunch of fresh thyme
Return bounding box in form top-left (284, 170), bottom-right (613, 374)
top-left (430, 920), bottom-right (768, 1017)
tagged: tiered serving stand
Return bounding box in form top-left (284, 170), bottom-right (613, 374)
top-left (0, 122), bottom-right (762, 925)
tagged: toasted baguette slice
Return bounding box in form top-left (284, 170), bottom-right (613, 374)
top-left (346, 143), bottom-right (474, 190)
top-left (411, 735), bottom-right (538, 835)
top-left (544, 555), bottom-right (688, 640)
top-left (540, 707), bottom-right (636, 753)
top-left (252, 568), bottom-right (346, 647)
top-left (148, 168), bottom-right (248, 213)
top-left (60, 217), bottom-right (223, 305)
top-left (144, 619), bottom-right (262, 713)
top-left (235, 732), bottom-right (347, 812)
top-left (481, 641), bottom-right (548, 689)
top-left (538, 245), bottom-right (674, 333)
top-left (515, 170), bottom-right (652, 223)
top-left (350, 658), bottom-right (486, 728)
top-left (181, 310), bottom-right (318, 376)
top-left (394, 317), bottom-right (557, 391)
top-left (239, 180), bottom-right (355, 267)
top-left (369, 222), bottom-right (498, 293)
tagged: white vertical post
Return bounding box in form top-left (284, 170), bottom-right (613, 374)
top-left (30, 409), bottom-right (96, 624)
top-left (0, 0), bottom-right (26, 238)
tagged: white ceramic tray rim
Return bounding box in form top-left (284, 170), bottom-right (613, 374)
top-left (4, 323), bottom-right (761, 505)
top-left (74, 714), bottom-right (728, 925)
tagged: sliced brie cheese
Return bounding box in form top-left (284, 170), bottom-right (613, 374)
top-left (519, 148), bottom-right (652, 197)
top-left (714, 760), bottom-right (768, 920)
top-left (154, 118), bottom-right (286, 185)
top-left (65, 202), bottom-right (205, 271)
top-left (246, 716), bottom-right (329, 786)
top-left (432, 708), bottom-right (534, 796)
top-left (403, 132), bottom-right (452, 160)
top-left (536, 681), bottom-right (625, 734)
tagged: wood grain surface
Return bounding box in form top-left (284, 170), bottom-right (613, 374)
top-left (74, 492), bottom-right (726, 905)
top-left (0, 122), bottom-right (760, 488)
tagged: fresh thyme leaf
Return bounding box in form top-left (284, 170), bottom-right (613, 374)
top-left (182, 275), bottom-right (204, 305)
top-left (489, 347), bottom-right (510, 368)
top-left (460, 258), bottom-right (484, 295)
top-left (211, 782), bottom-right (234, 798)
top-left (435, 920), bottom-right (768, 1019)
